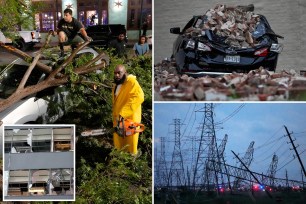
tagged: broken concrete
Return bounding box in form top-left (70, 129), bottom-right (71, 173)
top-left (155, 60), bottom-right (306, 101)
top-left (184, 4), bottom-right (266, 48)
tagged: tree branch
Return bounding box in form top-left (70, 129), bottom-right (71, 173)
top-left (17, 31), bottom-right (54, 90)
top-left (49, 41), bottom-right (90, 79)
top-left (0, 43), bottom-right (53, 74)
top-left (17, 53), bottom-right (41, 90)
top-left (83, 51), bottom-right (108, 68)
top-left (74, 64), bottom-right (106, 75)
top-left (0, 37), bottom-right (112, 114)
top-left (0, 76), bottom-right (68, 112)
top-left (81, 80), bottom-right (112, 89)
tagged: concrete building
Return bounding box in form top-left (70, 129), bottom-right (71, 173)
top-left (3, 125), bottom-right (75, 201)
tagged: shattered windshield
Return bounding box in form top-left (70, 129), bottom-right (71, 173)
top-left (0, 64), bottom-right (44, 99)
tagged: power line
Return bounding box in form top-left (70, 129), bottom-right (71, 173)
top-left (182, 104), bottom-right (192, 125)
top-left (253, 126), bottom-right (283, 151)
top-left (215, 104), bottom-right (245, 125)
top-left (254, 139), bottom-right (285, 160)
top-left (181, 104), bottom-right (196, 139)
top-left (276, 157), bottom-right (296, 173)
top-left (292, 130), bottom-right (306, 136)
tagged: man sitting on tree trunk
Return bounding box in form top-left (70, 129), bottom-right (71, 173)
top-left (53, 8), bottom-right (92, 57)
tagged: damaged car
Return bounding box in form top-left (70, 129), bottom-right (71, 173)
top-left (170, 4), bottom-right (283, 76)
top-left (0, 47), bottom-right (109, 125)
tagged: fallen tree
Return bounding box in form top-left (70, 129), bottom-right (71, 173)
top-left (0, 31), bottom-right (109, 113)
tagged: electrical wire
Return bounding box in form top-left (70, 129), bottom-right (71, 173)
top-left (276, 156), bottom-right (296, 172)
top-left (215, 104), bottom-right (245, 125)
top-left (291, 130), bottom-right (306, 136)
top-left (182, 104), bottom-right (192, 126)
top-left (300, 149), bottom-right (306, 155)
top-left (255, 139), bottom-right (287, 161)
top-left (277, 151), bottom-right (294, 168)
top-left (181, 104), bottom-right (196, 139)
top-left (253, 126), bottom-right (284, 151)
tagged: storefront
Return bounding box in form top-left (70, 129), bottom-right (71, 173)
top-left (32, 0), bottom-right (152, 40)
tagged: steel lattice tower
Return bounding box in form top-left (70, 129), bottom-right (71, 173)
top-left (233, 141), bottom-right (255, 188)
top-left (218, 134), bottom-right (228, 159)
top-left (157, 137), bottom-right (168, 187)
top-left (168, 119), bottom-right (185, 188)
top-left (266, 154), bottom-right (278, 187)
top-left (154, 146), bottom-right (160, 187)
top-left (217, 134), bottom-right (229, 187)
top-left (192, 103), bottom-right (219, 190)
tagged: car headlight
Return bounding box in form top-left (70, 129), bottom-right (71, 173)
top-left (185, 40), bottom-right (195, 49)
top-left (197, 42), bottom-right (211, 51)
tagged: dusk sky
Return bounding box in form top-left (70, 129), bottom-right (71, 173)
top-left (154, 103), bottom-right (306, 183)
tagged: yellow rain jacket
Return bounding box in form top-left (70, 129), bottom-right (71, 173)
top-left (112, 74), bottom-right (144, 154)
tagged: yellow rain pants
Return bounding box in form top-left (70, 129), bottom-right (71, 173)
top-left (112, 75), bottom-right (144, 154)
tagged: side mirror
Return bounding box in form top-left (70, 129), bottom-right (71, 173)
top-left (170, 27), bottom-right (181, 34)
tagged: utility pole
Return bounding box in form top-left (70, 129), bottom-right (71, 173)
top-left (302, 168), bottom-right (305, 189)
top-left (285, 169), bottom-right (289, 189)
top-left (284, 125), bottom-right (306, 177)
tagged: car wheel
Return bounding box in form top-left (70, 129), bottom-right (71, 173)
top-left (14, 39), bottom-right (28, 51)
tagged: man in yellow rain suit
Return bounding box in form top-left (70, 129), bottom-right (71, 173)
top-left (112, 64), bottom-right (144, 154)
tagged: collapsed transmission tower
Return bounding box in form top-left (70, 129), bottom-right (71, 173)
top-left (233, 141), bottom-right (255, 189)
top-left (265, 153), bottom-right (278, 187)
top-left (193, 104), bottom-right (220, 190)
top-left (217, 134), bottom-right (230, 188)
top-left (168, 119), bottom-right (185, 188)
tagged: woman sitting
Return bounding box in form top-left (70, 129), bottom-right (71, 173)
top-left (133, 35), bottom-right (150, 57)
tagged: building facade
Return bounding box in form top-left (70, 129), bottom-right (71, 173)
top-left (32, 0), bottom-right (152, 40)
top-left (4, 125), bottom-right (75, 201)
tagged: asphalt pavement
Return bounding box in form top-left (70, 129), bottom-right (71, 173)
top-left (0, 47), bottom-right (19, 66)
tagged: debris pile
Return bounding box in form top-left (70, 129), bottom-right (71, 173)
top-left (185, 4), bottom-right (263, 48)
top-left (154, 60), bottom-right (306, 101)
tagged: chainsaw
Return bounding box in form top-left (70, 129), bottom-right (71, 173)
top-left (81, 117), bottom-right (145, 137)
